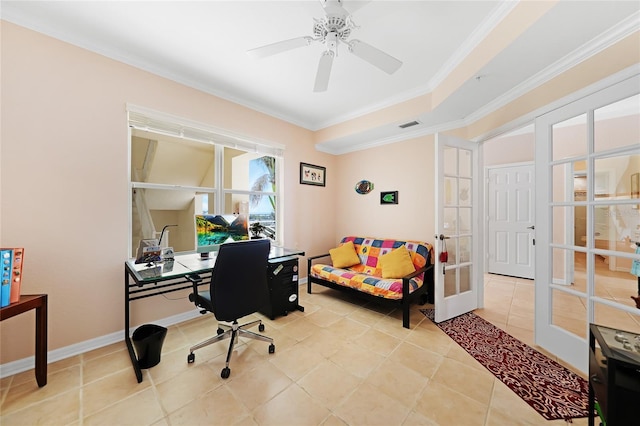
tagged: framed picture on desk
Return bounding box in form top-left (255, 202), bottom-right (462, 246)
top-left (135, 239), bottom-right (161, 264)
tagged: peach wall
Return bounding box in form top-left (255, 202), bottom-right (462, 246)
top-left (314, 94), bottom-right (431, 144)
top-left (332, 135), bottom-right (436, 245)
top-left (1, 17), bottom-right (637, 369)
top-left (483, 132), bottom-right (534, 166)
top-left (0, 21), bottom-right (335, 364)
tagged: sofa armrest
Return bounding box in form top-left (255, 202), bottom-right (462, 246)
top-left (307, 253), bottom-right (330, 294)
top-left (307, 253), bottom-right (331, 273)
top-left (404, 264), bottom-right (428, 280)
top-left (307, 253), bottom-right (329, 281)
top-left (401, 263), bottom-right (433, 296)
top-left (307, 253), bottom-right (331, 262)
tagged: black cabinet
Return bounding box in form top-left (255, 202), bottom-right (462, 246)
top-left (588, 324), bottom-right (640, 426)
top-left (260, 256), bottom-right (304, 319)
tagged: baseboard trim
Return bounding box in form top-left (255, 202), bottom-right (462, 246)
top-left (0, 308), bottom-right (202, 379)
top-left (1, 278), bottom-right (310, 379)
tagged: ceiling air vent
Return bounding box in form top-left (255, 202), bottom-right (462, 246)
top-left (398, 120), bottom-right (420, 129)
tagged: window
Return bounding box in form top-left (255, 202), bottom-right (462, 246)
top-left (128, 108), bottom-right (283, 256)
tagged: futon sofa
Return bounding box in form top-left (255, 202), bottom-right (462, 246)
top-left (307, 236), bottom-right (434, 328)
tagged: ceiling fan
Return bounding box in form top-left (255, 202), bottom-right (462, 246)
top-left (247, 0), bottom-right (402, 92)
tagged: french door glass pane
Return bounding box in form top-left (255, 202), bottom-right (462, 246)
top-left (551, 206), bottom-right (577, 245)
top-left (594, 153), bottom-right (640, 200)
top-left (593, 203), bottom-right (638, 250)
top-left (594, 94), bottom-right (640, 153)
top-left (459, 149), bottom-right (472, 178)
top-left (459, 236), bottom-right (471, 263)
top-left (444, 268), bottom-right (457, 297)
top-left (594, 252), bottom-right (638, 310)
top-left (572, 252), bottom-right (588, 292)
top-left (459, 178), bottom-right (471, 206)
top-left (444, 177), bottom-right (458, 205)
top-left (448, 237), bottom-right (458, 264)
top-left (552, 247), bottom-right (579, 286)
top-left (551, 288), bottom-right (587, 338)
top-left (593, 302), bottom-right (640, 334)
top-left (552, 114), bottom-right (587, 161)
top-left (553, 163), bottom-right (575, 202)
top-left (444, 147), bottom-right (457, 175)
top-left (459, 265), bottom-right (471, 292)
top-left (443, 208), bottom-right (457, 233)
top-left (459, 208), bottom-right (471, 234)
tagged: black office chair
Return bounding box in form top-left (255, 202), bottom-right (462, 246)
top-left (186, 239), bottom-right (275, 378)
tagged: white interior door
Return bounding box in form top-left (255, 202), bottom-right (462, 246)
top-left (535, 76), bottom-right (640, 373)
top-left (434, 133), bottom-right (482, 323)
top-left (487, 164), bottom-right (535, 279)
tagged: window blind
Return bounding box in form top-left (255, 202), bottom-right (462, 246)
top-left (127, 106), bottom-right (284, 158)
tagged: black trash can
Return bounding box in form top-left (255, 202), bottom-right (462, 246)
top-left (132, 324), bottom-right (167, 369)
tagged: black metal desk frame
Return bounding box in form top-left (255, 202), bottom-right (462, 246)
top-left (125, 248), bottom-right (304, 383)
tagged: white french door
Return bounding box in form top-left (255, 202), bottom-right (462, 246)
top-left (434, 133), bottom-right (482, 323)
top-left (487, 164), bottom-right (535, 279)
top-left (535, 76), bottom-right (640, 373)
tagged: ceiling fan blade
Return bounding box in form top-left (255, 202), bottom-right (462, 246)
top-left (314, 51), bottom-right (334, 92)
top-left (247, 36), bottom-right (313, 58)
top-left (342, 0), bottom-right (372, 15)
top-left (348, 39), bottom-right (402, 74)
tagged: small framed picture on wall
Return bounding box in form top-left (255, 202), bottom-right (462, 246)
top-left (300, 162), bottom-right (326, 186)
top-left (380, 191), bottom-right (399, 205)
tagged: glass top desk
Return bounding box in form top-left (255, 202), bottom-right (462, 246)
top-left (124, 246), bottom-right (305, 382)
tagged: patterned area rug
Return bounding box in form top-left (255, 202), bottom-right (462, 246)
top-left (421, 309), bottom-right (589, 421)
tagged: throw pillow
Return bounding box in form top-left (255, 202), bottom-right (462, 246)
top-left (329, 241), bottom-right (360, 268)
top-left (380, 245), bottom-right (416, 279)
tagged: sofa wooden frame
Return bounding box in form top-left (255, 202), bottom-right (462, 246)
top-left (306, 253), bottom-right (434, 329)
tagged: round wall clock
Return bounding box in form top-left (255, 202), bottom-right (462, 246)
top-left (355, 180), bottom-right (374, 194)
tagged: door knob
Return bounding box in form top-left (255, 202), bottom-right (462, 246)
top-left (527, 226), bottom-right (535, 230)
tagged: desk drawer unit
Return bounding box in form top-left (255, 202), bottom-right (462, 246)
top-left (261, 257), bottom-right (300, 319)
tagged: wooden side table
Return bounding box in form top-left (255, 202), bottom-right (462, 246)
top-left (0, 294), bottom-right (48, 387)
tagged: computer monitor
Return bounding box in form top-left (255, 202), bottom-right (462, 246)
top-left (195, 214), bottom-right (248, 256)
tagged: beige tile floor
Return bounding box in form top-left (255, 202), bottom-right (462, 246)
top-left (1, 278), bottom-right (593, 426)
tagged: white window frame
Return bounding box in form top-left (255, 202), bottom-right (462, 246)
top-left (127, 105), bottom-right (284, 256)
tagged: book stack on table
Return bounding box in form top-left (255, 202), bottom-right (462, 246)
top-left (1, 248), bottom-right (24, 307)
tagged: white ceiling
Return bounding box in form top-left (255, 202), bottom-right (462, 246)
top-left (2, 1), bottom-right (639, 154)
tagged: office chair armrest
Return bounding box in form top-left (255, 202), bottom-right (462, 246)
top-left (185, 273), bottom-right (203, 300)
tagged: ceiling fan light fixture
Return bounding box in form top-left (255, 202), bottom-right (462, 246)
top-left (247, 0), bottom-right (401, 91)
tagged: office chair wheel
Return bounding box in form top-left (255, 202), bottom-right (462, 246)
top-left (258, 323), bottom-right (265, 332)
top-left (269, 343), bottom-right (275, 354)
top-left (221, 367), bottom-right (231, 379)
top-left (217, 327), bottom-right (224, 335)
top-left (187, 353), bottom-right (195, 363)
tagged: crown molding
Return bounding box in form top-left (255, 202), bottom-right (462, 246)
top-left (465, 11), bottom-right (640, 126)
top-left (316, 117), bottom-right (467, 155)
top-left (310, 1), bottom-right (516, 131)
top-left (427, 0), bottom-right (517, 91)
top-left (318, 13), bottom-right (640, 155)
